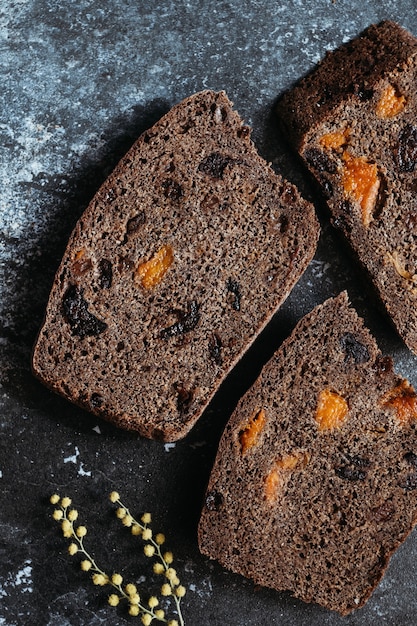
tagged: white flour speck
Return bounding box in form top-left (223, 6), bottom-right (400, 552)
top-left (310, 259), bottom-right (331, 279)
top-left (15, 561), bottom-right (33, 592)
top-left (0, 559), bottom-right (33, 597)
top-left (78, 462), bottom-right (91, 477)
top-left (63, 445), bottom-right (92, 477)
top-left (63, 446), bottom-right (79, 464)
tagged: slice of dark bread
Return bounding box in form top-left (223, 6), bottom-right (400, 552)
top-left (277, 21), bottom-right (417, 354)
top-left (32, 90), bottom-right (319, 441)
top-left (198, 291), bottom-right (417, 615)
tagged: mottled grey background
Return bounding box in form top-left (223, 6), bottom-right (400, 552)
top-left (2, 1), bottom-right (417, 625)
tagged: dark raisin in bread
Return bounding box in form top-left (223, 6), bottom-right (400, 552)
top-left (277, 21), bottom-right (417, 354)
top-left (198, 291), bottom-right (417, 615)
top-left (32, 90), bottom-right (319, 441)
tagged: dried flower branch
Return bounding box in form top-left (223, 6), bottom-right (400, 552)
top-left (109, 492), bottom-right (186, 625)
top-left (50, 493), bottom-right (185, 625)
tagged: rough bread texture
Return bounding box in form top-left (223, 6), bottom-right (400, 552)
top-left (277, 21), bottom-right (417, 354)
top-left (198, 292), bottom-right (417, 615)
top-left (32, 90), bottom-right (319, 441)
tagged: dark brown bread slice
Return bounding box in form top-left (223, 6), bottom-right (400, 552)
top-left (198, 292), bottom-right (417, 615)
top-left (32, 90), bottom-right (319, 441)
top-left (277, 21), bottom-right (417, 354)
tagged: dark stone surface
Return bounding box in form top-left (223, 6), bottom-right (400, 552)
top-left (1, 2), bottom-right (417, 624)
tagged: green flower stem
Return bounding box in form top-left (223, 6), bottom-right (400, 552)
top-left (113, 497), bottom-right (185, 626)
top-left (55, 500), bottom-right (168, 623)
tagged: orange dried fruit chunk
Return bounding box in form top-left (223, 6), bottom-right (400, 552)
top-left (277, 454), bottom-right (300, 470)
top-left (341, 152), bottom-right (380, 227)
top-left (72, 248), bottom-right (92, 276)
top-left (376, 84), bottom-right (406, 119)
top-left (135, 244), bottom-right (174, 289)
top-left (264, 467), bottom-right (281, 502)
top-left (239, 408), bottom-right (266, 454)
top-left (264, 452), bottom-right (309, 502)
top-left (74, 249), bottom-right (85, 260)
top-left (382, 380), bottom-right (417, 425)
top-left (319, 128), bottom-right (350, 150)
top-left (315, 389), bottom-right (348, 431)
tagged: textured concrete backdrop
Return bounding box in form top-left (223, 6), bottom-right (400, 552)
top-left (2, 2), bottom-right (417, 625)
